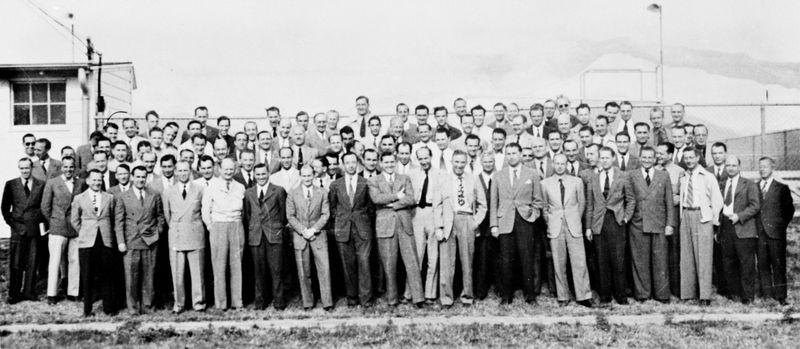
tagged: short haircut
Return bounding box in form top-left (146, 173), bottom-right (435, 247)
top-left (595, 115), bottom-right (609, 125)
top-left (314, 155), bottom-right (329, 167)
top-left (615, 132), bottom-right (631, 142)
top-left (88, 169), bottom-right (103, 177)
top-left (683, 146), bottom-right (700, 157)
top-left (576, 103), bottom-right (591, 113)
top-left (562, 139), bottom-right (578, 149)
top-left (240, 149), bottom-right (255, 158)
top-left (493, 102), bottom-right (507, 111)
top-left (368, 115), bottom-right (381, 126)
top-left (61, 146), bottom-right (74, 154)
top-left (465, 134), bottom-right (481, 145)
top-left (547, 130), bottom-right (561, 140)
top-left (380, 134), bottom-right (395, 143)
top-left (148, 126), bottom-right (163, 136)
top-left (505, 142), bottom-right (522, 152)
top-left (620, 101), bottom-right (633, 108)
top-left (415, 104), bottom-right (429, 114)
top-left (470, 105), bottom-right (485, 115)
top-left (164, 121), bottom-right (179, 130)
top-left (217, 115), bottom-right (230, 125)
top-left (415, 146), bottom-right (432, 157)
top-left (434, 126), bottom-right (449, 137)
top-left (640, 146), bottom-right (656, 156)
top-left (122, 117), bottom-right (136, 126)
top-left (18, 157), bottom-right (33, 167)
top-left (759, 156), bottom-right (776, 166)
top-left (145, 110), bottom-right (159, 120)
top-left (711, 141), bottom-right (727, 152)
top-left (191, 134), bottom-right (207, 143)
top-left (396, 142), bottom-right (412, 153)
top-left (104, 122), bottom-right (119, 131)
top-left (529, 103), bottom-right (544, 113)
top-left (131, 165), bottom-right (148, 176)
top-left (671, 125), bottom-right (686, 134)
top-left (194, 106), bottom-right (208, 115)
top-left (198, 155), bottom-right (215, 166)
top-left (340, 126), bottom-right (354, 136)
top-left (36, 138), bottom-right (51, 150)
top-left (61, 155), bottom-right (76, 165)
top-left (112, 140), bottom-right (128, 149)
top-left (92, 150), bottom-right (108, 160)
top-left (433, 106), bottom-right (448, 115)
top-left (599, 146), bottom-right (616, 157)
top-left (160, 154), bottom-right (176, 166)
top-left (492, 128), bottom-right (507, 138)
top-left (633, 122), bottom-right (650, 131)
top-left (452, 149), bottom-right (468, 159)
top-left (418, 123), bottom-right (432, 132)
top-left (658, 141), bottom-right (675, 154)
top-left (579, 125), bottom-right (595, 135)
top-left (604, 101), bottom-right (620, 110)
top-left (116, 163), bottom-right (131, 173)
top-left (179, 149), bottom-right (194, 157)
top-left (89, 131), bottom-right (104, 142)
top-left (396, 102), bottom-right (408, 112)
top-left (694, 124), bottom-right (708, 133)
top-left (279, 146), bottom-right (293, 157)
top-left (187, 120), bottom-right (202, 129)
top-left (266, 106), bottom-right (281, 114)
top-left (379, 151), bottom-right (395, 162)
top-left (342, 152), bottom-right (358, 162)
top-left (253, 163), bottom-right (267, 171)
top-left (356, 95), bottom-right (369, 104)
top-left (137, 141), bottom-right (152, 152)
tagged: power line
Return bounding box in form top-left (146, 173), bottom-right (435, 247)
top-left (22, 0), bottom-right (101, 55)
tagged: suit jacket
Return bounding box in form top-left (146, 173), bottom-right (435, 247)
top-left (723, 177), bottom-right (761, 239)
top-left (293, 145), bottom-right (319, 168)
top-left (541, 175), bottom-right (585, 238)
top-left (244, 183), bottom-right (287, 246)
top-left (433, 173), bottom-right (487, 240)
top-left (233, 170), bottom-right (257, 189)
top-left (368, 174), bottom-right (417, 238)
top-left (70, 190), bottom-right (116, 248)
top-left (629, 168), bottom-right (675, 233)
top-left (489, 165), bottom-right (544, 234)
top-left (525, 124), bottom-right (555, 139)
top-left (32, 158), bottom-right (62, 181)
top-left (477, 173), bottom-right (492, 229)
top-left (441, 123), bottom-right (463, 140)
top-left (1, 177), bottom-right (46, 237)
top-left (706, 164), bottom-right (729, 192)
top-left (329, 175), bottom-right (373, 242)
top-left (287, 185), bottom-right (330, 250)
top-left (614, 153), bottom-right (641, 171)
top-left (306, 129), bottom-right (331, 153)
top-left (531, 157), bottom-right (555, 178)
top-left (254, 148), bottom-right (281, 174)
top-left (758, 179), bottom-right (795, 240)
top-left (41, 176), bottom-right (87, 238)
top-left (163, 182), bottom-right (206, 251)
top-left (147, 174), bottom-right (176, 195)
top-left (78, 170), bottom-right (119, 189)
top-left (181, 125), bottom-right (219, 143)
top-left (76, 144), bottom-right (94, 171)
top-left (115, 187), bottom-right (165, 249)
top-left (404, 123), bottom-right (420, 144)
top-left (583, 167), bottom-right (636, 234)
top-left (408, 167), bottom-right (442, 206)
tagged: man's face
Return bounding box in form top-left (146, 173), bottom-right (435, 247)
top-left (241, 153), bottom-right (255, 171)
top-left (176, 163), bottom-right (190, 183)
top-left (379, 138), bottom-right (395, 154)
top-left (434, 132), bottom-right (449, 150)
top-left (161, 160), bottom-right (175, 178)
top-left (218, 120), bottom-right (231, 136)
top-left (235, 134), bottom-right (248, 150)
top-left (254, 166), bottom-right (269, 186)
top-left (61, 159), bottom-right (75, 179)
top-left (452, 154), bottom-right (467, 175)
top-left (577, 108), bottom-right (590, 125)
top-left (150, 131), bottom-right (164, 148)
top-left (116, 168), bottom-right (130, 185)
top-left (97, 141), bottom-right (111, 155)
top-left (300, 167), bottom-right (315, 187)
top-left (397, 105), bottom-right (410, 122)
top-left (656, 146), bottom-right (671, 166)
top-left (634, 126), bottom-right (650, 144)
top-left (416, 149), bottom-right (432, 171)
top-left (199, 161), bottom-right (214, 179)
top-left (529, 110), bottom-right (544, 127)
top-left (556, 98), bottom-right (570, 114)
top-left (615, 136), bottom-right (630, 155)
top-left (327, 158), bottom-right (340, 175)
top-left (511, 116), bottom-right (525, 135)
top-left (493, 106), bottom-right (506, 122)
top-left (491, 133), bottom-right (506, 152)
top-left (33, 142), bottom-right (47, 159)
top-left (711, 146), bottom-right (726, 166)
top-left (585, 147), bottom-right (599, 167)
top-left (481, 155), bottom-right (495, 173)
top-left (311, 160), bottom-right (325, 177)
top-left (557, 117), bottom-right (572, 134)
top-left (671, 105), bottom-right (684, 123)
top-left (329, 136), bottom-right (343, 153)
top-left (18, 160), bottom-right (32, 179)
top-left (397, 146), bottom-right (411, 165)
top-left (473, 109), bottom-right (485, 127)
top-left (132, 170), bottom-right (147, 189)
top-left (195, 109), bottom-right (209, 126)
top-left (605, 106), bottom-right (619, 123)
top-left (563, 142), bottom-right (579, 162)
top-left (544, 101), bottom-right (556, 119)
top-left (466, 139), bottom-right (481, 157)
top-left (188, 123), bottom-right (202, 136)
top-left (279, 149), bottom-right (293, 170)
top-left (356, 98), bottom-right (369, 116)
top-left (454, 100), bottom-right (467, 117)
top-left (548, 134), bottom-right (562, 152)
top-left (694, 127), bottom-right (708, 145)
top-left (595, 119), bottom-right (608, 136)
top-left (164, 127), bottom-right (177, 143)
top-left (759, 159), bottom-right (774, 179)
top-left (343, 155), bottom-right (358, 175)
top-left (599, 150), bottom-right (614, 169)
top-left (418, 126), bottom-right (432, 143)
top-left (579, 130), bottom-right (593, 147)
top-left (434, 110), bottom-right (448, 126)
top-left (326, 113), bottom-right (339, 130)
top-left (192, 138), bottom-right (206, 155)
top-left (532, 140), bottom-right (547, 159)
top-left (461, 116), bottom-right (474, 134)
top-left (314, 115), bottom-right (327, 132)
top-left (521, 148), bottom-right (534, 164)
top-left (93, 155), bottom-right (108, 172)
top-left (180, 152), bottom-right (194, 165)
top-left (258, 133), bottom-right (273, 150)
top-left (279, 122), bottom-right (292, 138)
top-left (221, 160), bottom-right (235, 180)
top-left (671, 130), bottom-right (686, 148)
top-left (505, 146), bottom-right (521, 167)
top-left (415, 109), bottom-right (429, 125)
top-left (142, 154), bottom-right (157, 172)
top-left (640, 150), bottom-right (655, 169)
top-left (684, 126), bottom-right (695, 143)
top-left (683, 150), bottom-right (698, 170)
top-left (88, 172), bottom-right (103, 191)
top-left (620, 104), bottom-right (633, 121)
top-left (105, 127), bottom-right (119, 142)
top-left (291, 127), bottom-right (305, 146)
top-left (296, 114), bottom-right (309, 130)
top-left (390, 122), bottom-right (403, 138)
top-left (650, 111), bottom-right (664, 128)
top-left (341, 132), bottom-right (355, 146)
top-left (267, 110), bottom-right (281, 128)
top-left (123, 120), bottom-right (138, 138)
top-left (244, 123), bottom-right (258, 140)
top-left (146, 115), bottom-right (159, 130)
top-left (368, 119), bottom-right (381, 136)
top-left (553, 156), bottom-right (567, 175)
top-left (380, 155), bottom-right (395, 174)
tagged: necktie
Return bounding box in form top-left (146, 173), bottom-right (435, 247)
top-left (568, 162), bottom-right (573, 176)
top-left (419, 170), bottom-right (429, 208)
top-left (470, 159), bottom-right (474, 172)
top-left (559, 178), bottom-right (565, 207)
top-left (273, 128), bottom-right (278, 138)
top-left (716, 168), bottom-right (721, 180)
top-left (42, 162), bottom-right (47, 176)
top-left (622, 122), bottom-right (629, 137)
top-left (535, 128), bottom-right (540, 138)
top-left (511, 168), bottom-right (518, 187)
top-left (760, 180), bottom-right (767, 194)
top-left (602, 170), bottom-right (610, 199)
top-left (182, 185), bottom-right (187, 199)
top-left (439, 153), bottom-right (446, 171)
top-left (685, 172), bottom-right (694, 207)
top-left (297, 147), bottom-right (304, 170)
top-left (539, 161), bottom-right (545, 176)
top-left (101, 175), bottom-right (107, 192)
top-left (306, 188), bottom-right (311, 199)
top-left (347, 179), bottom-right (355, 206)
top-left (139, 190), bottom-right (145, 205)
top-left (457, 175), bottom-right (465, 206)
top-left (359, 118), bottom-right (367, 138)
top-left (247, 172), bottom-right (252, 187)
top-left (620, 156), bottom-right (627, 171)
top-left (23, 179), bottom-right (30, 196)
top-left (92, 193), bottom-right (99, 213)
top-left (724, 179), bottom-right (733, 206)
top-left (645, 170), bottom-right (651, 186)
top-left (226, 180), bottom-right (231, 191)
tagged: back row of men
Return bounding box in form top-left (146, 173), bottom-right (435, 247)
top-left (4, 95), bottom-right (794, 316)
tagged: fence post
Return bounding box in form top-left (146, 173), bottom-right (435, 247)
top-left (760, 103), bottom-right (766, 169)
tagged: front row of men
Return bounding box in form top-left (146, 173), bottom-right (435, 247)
top-left (3, 141), bottom-right (794, 315)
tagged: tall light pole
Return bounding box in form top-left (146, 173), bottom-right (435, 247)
top-left (648, 3), bottom-right (664, 103)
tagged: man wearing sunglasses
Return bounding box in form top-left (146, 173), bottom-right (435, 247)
top-left (22, 133), bottom-right (39, 163)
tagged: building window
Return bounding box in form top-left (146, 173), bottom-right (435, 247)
top-left (12, 82), bottom-right (67, 125)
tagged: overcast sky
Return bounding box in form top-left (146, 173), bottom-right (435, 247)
top-left (3, 0), bottom-right (798, 116)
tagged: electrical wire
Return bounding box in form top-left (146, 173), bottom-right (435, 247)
top-left (22, 0), bottom-right (102, 56)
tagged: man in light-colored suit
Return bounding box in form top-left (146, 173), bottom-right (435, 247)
top-left (628, 146), bottom-right (674, 302)
top-left (163, 161), bottom-right (206, 312)
top-left (286, 165), bottom-right (333, 310)
top-left (433, 150), bottom-right (487, 306)
top-left (541, 153), bottom-right (592, 307)
top-left (368, 152), bottom-right (424, 307)
top-left (115, 166), bottom-right (166, 314)
top-left (290, 125), bottom-right (319, 170)
top-left (70, 169), bottom-right (117, 316)
top-left (489, 142), bottom-right (544, 304)
top-left (41, 156), bottom-right (86, 304)
top-left (679, 147), bottom-right (723, 306)
top-left (255, 130), bottom-right (281, 174)
top-left (306, 112), bottom-right (331, 153)
top-left (32, 138), bottom-right (62, 181)
top-left (584, 146), bottom-right (636, 304)
top-left (408, 146), bottom-right (441, 301)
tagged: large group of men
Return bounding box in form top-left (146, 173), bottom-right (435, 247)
top-left (2, 95), bottom-right (795, 317)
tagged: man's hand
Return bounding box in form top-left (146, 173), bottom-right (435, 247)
top-left (665, 226), bottom-right (674, 236)
top-left (585, 229), bottom-right (593, 241)
top-left (729, 213), bottom-right (740, 224)
top-left (490, 227), bottom-right (499, 238)
top-left (397, 190), bottom-right (406, 200)
top-left (118, 243), bottom-right (127, 253)
top-left (435, 228), bottom-right (445, 241)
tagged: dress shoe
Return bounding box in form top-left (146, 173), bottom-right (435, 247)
top-left (400, 297), bottom-right (412, 304)
top-left (46, 296), bottom-right (59, 305)
top-left (699, 300), bottom-right (711, 307)
top-left (66, 295), bottom-right (80, 302)
top-left (171, 307), bottom-right (184, 314)
top-left (303, 307), bottom-right (312, 311)
top-left (415, 302), bottom-right (425, 309)
top-left (577, 300), bottom-right (593, 308)
top-left (323, 306), bottom-right (334, 312)
top-left (616, 298), bottom-right (629, 305)
top-left (656, 298), bottom-right (670, 304)
top-left (526, 298), bottom-right (538, 306)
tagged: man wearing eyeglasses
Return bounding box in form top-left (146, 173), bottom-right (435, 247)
top-left (22, 133), bottom-right (39, 163)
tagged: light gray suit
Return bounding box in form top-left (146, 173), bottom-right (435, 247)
top-left (286, 185), bottom-right (332, 309)
top-left (408, 167), bottom-right (442, 299)
top-left (32, 158), bottom-right (62, 181)
top-left (162, 181), bottom-right (206, 311)
top-left (71, 190), bottom-right (116, 249)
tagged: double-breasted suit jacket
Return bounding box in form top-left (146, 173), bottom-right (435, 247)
top-left (629, 169), bottom-right (675, 233)
top-left (328, 175), bottom-right (373, 242)
top-left (163, 182), bottom-right (206, 251)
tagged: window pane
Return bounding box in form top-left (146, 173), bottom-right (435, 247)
top-left (50, 104), bottom-right (66, 124)
top-left (32, 83), bottom-right (48, 103)
top-left (50, 83), bottom-right (66, 102)
top-left (13, 83), bottom-right (29, 103)
top-left (14, 105), bottom-right (30, 125)
top-left (32, 105), bottom-right (48, 124)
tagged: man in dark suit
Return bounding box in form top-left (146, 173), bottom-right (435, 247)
top-left (563, 140), bottom-right (588, 177)
top-left (115, 166), bottom-right (166, 314)
top-left (329, 152), bottom-right (374, 307)
top-left (41, 156), bottom-right (86, 304)
top-left (233, 149), bottom-right (257, 188)
top-left (584, 146), bottom-right (636, 304)
top-left (756, 156), bottom-right (795, 304)
top-left (628, 147), bottom-right (674, 302)
top-left (525, 103), bottom-right (555, 139)
top-left (474, 152), bottom-right (496, 300)
top-left (489, 143), bottom-right (544, 304)
top-left (614, 133), bottom-right (641, 171)
top-left (2, 158), bottom-right (46, 304)
top-left (718, 155), bottom-right (761, 303)
top-left (244, 163), bottom-right (288, 310)
top-left (71, 169), bottom-right (118, 316)
top-left (76, 131), bottom-right (105, 171)
top-left (79, 151), bottom-right (118, 191)
top-left (368, 152), bottom-right (423, 307)
top-left (707, 142), bottom-right (729, 293)
top-left (181, 106), bottom-right (218, 144)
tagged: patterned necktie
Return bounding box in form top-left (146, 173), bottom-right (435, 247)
top-left (139, 189), bottom-right (145, 206)
top-left (760, 180), bottom-right (767, 194)
top-left (92, 193), bottom-right (99, 213)
top-left (645, 170), bottom-right (651, 186)
top-left (685, 172), bottom-right (694, 207)
top-left (457, 175), bottom-right (465, 206)
top-left (42, 161), bottom-right (47, 176)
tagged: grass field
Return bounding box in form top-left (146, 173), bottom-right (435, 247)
top-left (1, 224), bottom-right (799, 347)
